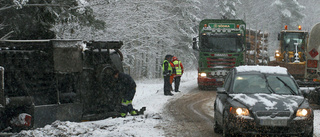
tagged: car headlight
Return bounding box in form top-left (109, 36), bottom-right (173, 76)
top-left (296, 108), bottom-right (311, 117)
top-left (230, 107), bottom-right (250, 116)
top-left (199, 73), bottom-right (207, 77)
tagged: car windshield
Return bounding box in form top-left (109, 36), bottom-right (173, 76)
top-left (232, 74), bottom-right (299, 95)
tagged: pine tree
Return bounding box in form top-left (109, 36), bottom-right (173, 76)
top-left (217, 0), bottom-right (241, 19)
top-left (272, 0), bottom-right (305, 30)
top-left (79, 0), bottom-right (201, 79)
top-left (0, 0), bottom-right (105, 40)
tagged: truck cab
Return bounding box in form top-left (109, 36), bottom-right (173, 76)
top-left (270, 25), bottom-right (308, 82)
top-left (275, 26), bottom-right (308, 63)
top-left (193, 19), bottom-right (246, 89)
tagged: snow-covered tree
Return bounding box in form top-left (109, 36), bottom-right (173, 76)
top-left (217, 0), bottom-right (241, 19)
top-left (272, 0), bottom-right (305, 30)
top-left (58, 0), bottom-right (201, 79)
top-left (300, 0), bottom-right (320, 30)
top-left (0, 0), bottom-right (104, 39)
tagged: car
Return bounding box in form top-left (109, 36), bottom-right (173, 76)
top-left (213, 65), bottom-right (314, 137)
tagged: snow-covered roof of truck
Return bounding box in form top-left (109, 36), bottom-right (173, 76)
top-left (235, 65), bottom-right (288, 75)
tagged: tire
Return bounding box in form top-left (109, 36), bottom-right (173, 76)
top-left (213, 121), bottom-right (222, 133)
top-left (213, 107), bottom-right (222, 133)
top-left (304, 127), bottom-right (313, 137)
top-left (198, 85), bottom-right (205, 90)
top-left (222, 112), bottom-right (232, 137)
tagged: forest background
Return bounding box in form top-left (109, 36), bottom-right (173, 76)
top-left (1, 0), bottom-right (319, 79)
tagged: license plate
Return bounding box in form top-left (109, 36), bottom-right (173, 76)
top-left (216, 78), bottom-right (224, 81)
top-left (260, 119), bottom-right (287, 126)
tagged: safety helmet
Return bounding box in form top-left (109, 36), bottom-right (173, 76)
top-left (172, 56), bottom-right (177, 61)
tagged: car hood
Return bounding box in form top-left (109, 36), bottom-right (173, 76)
top-left (230, 93), bottom-right (305, 114)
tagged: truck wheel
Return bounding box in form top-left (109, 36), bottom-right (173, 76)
top-left (198, 85), bottom-right (204, 90)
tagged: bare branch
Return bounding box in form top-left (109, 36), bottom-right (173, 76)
top-left (0, 5), bottom-right (15, 11)
top-left (23, 4), bottom-right (70, 8)
top-left (0, 4), bottom-right (71, 11)
top-left (0, 31), bottom-right (14, 40)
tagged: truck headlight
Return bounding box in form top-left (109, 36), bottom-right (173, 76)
top-left (296, 108), bottom-right (311, 117)
top-left (199, 73), bottom-right (207, 77)
top-left (275, 50), bottom-right (280, 57)
top-left (230, 107), bottom-right (250, 116)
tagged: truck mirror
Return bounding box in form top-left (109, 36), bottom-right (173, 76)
top-left (192, 38), bottom-right (198, 50)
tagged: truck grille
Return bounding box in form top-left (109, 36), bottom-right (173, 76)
top-left (206, 54), bottom-right (238, 69)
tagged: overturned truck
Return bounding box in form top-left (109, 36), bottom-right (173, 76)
top-left (0, 39), bottom-right (125, 132)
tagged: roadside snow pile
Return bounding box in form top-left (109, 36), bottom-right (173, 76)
top-left (16, 116), bottom-right (162, 137)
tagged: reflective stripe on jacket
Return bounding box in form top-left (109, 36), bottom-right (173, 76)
top-left (173, 60), bottom-right (182, 76)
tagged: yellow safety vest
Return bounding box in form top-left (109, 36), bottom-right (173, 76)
top-left (162, 60), bottom-right (173, 75)
top-left (173, 60), bottom-right (182, 75)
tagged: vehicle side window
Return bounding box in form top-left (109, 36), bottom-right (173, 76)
top-left (224, 71), bottom-right (232, 92)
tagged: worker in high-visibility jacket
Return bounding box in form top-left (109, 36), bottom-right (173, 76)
top-left (113, 69), bottom-right (138, 117)
top-left (172, 56), bottom-right (184, 92)
top-left (162, 54), bottom-right (174, 96)
top-left (169, 61), bottom-right (175, 91)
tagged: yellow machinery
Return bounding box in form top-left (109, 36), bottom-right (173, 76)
top-left (269, 25), bottom-right (308, 80)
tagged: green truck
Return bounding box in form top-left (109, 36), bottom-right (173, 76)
top-left (193, 19), bottom-right (246, 89)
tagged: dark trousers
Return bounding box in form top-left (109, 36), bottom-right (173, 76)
top-left (120, 89), bottom-right (136, 113)
top-left (174, 76), bottom-right (181, 92)
top-left (120, 104), bottom-right (134, 114)
top-left (164, 75), bottom-right (171, 95)
top-left (125, 88), bottom-right (136, 101)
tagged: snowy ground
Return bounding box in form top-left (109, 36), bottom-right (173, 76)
top-left (12, 70), bottom-right (320, 137)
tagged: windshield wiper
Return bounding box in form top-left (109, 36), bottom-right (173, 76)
top-left (276, 77), bottom-right (296, 95)
top-left (264, 74), bottom-right (275, 93)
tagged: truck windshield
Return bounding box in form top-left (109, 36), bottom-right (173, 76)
top-left (282, 32), bottom-right (305, 52)
top-left (200, 35), bottom-right (242, 52)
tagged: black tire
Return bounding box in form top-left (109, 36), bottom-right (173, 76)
top-left (198, 85), bottom-right (205, 90)
top-left (214, 121), bottom-right (222, 133)
top-left (304, 127), bottom-right (313, 137)
top-left (222, 112), bottom-right (231, 137)
top-left (213, 106), bottom-right (222, 133)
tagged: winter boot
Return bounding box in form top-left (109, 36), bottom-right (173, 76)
top-left (130, 110), bottom-right (138, 116)
top-left (120, 113), bottom-right (127, 118)
top-left (137, 107), bottom-right (146, 115)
